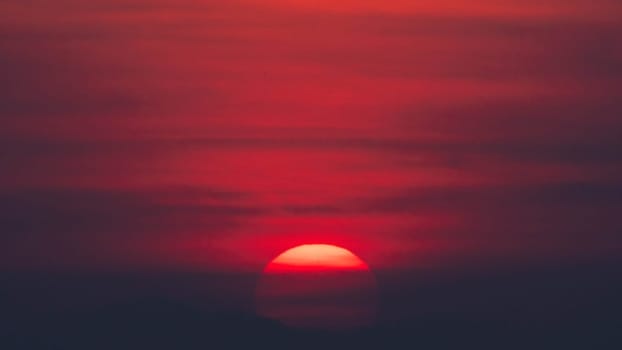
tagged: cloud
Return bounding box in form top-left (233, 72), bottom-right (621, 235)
top-left (357, 180), bottom-right (622, 214)
top-left (0, 186), bottom-right (264, 265)
top-left (353, 179), bottom-right (622, 249)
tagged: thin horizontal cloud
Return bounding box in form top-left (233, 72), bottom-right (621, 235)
top-left (1, 131), bottom-right (619, 190)
top-left (0, 186), bottom-right (260, 242)
top-left (357, 180), bottom-right (622, 214)
top-left (287, 13), bottom-right (622, 81)
top-left (0, 186), bottom-right (270, 269)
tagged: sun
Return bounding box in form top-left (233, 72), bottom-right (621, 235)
top-left (255, 244), bottom-right (377, 329)
top-left (264, 244), bottom-right (369, 272)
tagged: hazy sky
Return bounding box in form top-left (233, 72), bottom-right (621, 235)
top-left (1, 0), bottom-right (621, 274)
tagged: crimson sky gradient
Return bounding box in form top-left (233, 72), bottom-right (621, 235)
top-left (1, 0), bottom-right (621, 275)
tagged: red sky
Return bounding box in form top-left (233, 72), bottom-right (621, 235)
top-left (1, 0), bottom-right (621, 274)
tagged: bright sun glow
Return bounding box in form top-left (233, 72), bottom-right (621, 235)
top-left (265, 244), bottom-right (368, 272)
